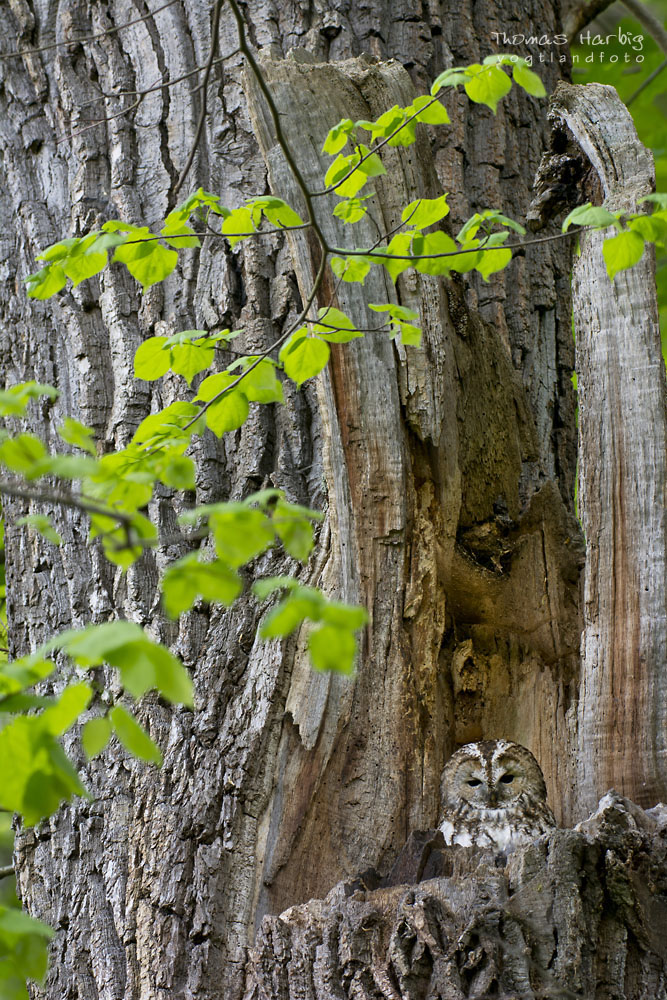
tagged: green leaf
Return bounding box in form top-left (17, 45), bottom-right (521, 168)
top-left (430, 67), bottom-right (471, 94)
top-left (109, 639), bottom-right (193, 705)
top-left (512, 61), bottom-right (547, 98)
top-left (272, 497), bottom-right (315, 561)
top-left (639, 193), bottom-right (667, 209)
top-left (333, 198), bottom-right (368, 224)
top-left (376, 232), bottom-right (413, 282)
top-left (110, 705), bottom-right (162, 765)
top-left (161, 211), bottom-right (200, 249)
top-left (58, 620), bottom-right (145, 666)
top-left (254, 196), bottom-right (303, 228)
top-left (337, 167), bottom-right (369, 198)
top-left (402, 194), bottom-right (450, 228)
top-left (562, 203), bottom-right (620, 232)
top-left (82, 716), bottom-right (112, 759)
top-left (196, 372), bottom-right (249, 436)
top-left (602, 228), bottom-right (645, 280)
top-left (210, 506), bottom-right (275, 566)
top-left (37, 237), bottom-right (81, 262)
top-left (358, 106), bottom-right (405, 139)
top-left (41, 683), bottom-right (92, 735)
top-left (25, 264), bottom-right (67, 299)
top-left (0, 693), bottom-right (56, 713)
top-left (16, 514), bottom-right (62, 545)
top-left (134, 337), bottom-right (171, 380)
top-left (0, 715), bottom-right (89, 824)
top-left (157, 454), bottom-right (196, 490)
top-left (627, 213), bottom-right (667, 246)
top-left (447, 242), bottom-right (483, 274)
top-left (58, 417), bottom-right (96, 455)
top-left (259, 592), bottom-right (323, 638)
top-left (44, 454), bottom-right (100, 480)
top-left (325, 153), bottom-right (355, 188)
top-left (228, 357), bottom-right (284, 404)
top-left (412, 231), bottom-right (458, 274)
top-left (0, 902), bottom-right (53, 990)
top-left (322, 118), bottom-right (355, 155)
top-left (476, 246), bottom-right (513, 280)
top-left (457, 209), bottom-right (525, 242)
top-left (464, 63), bottom-right (512, 113)
top-left (320, 602), bottom-right (369, 629)
top-left (279, 334), bottom-right (330, 386)
top-left (132, 401), bottom-right (200, 445)
top-left (113, 231), bottom-right (178, 290)
top-left (162, 554), bottom-right (242, 617)
top-left (252, 575), bottom-right (302, 599)
top-left (221, 207), bottom-right (255, 247)
top-left (330, 255), bottom-right (371, 284)
top-left (0, 434), bottom-right (47, 478)
top-left (170, 339), bottom-right (216, 384)
top-left (0, 656), bottom-right (54, 696)
top-left (0, 381), bottom-right (58, 418)
top-left (308, 624), bottom-right (357, 673)
top-left (63, 250), bottom-right (107, 286)
top-left (368, 303), bottom-right (419, 322)
top-left (408, 94), bottom-right (450, 124)
top-left (357, 146), bottom-right (386, 178)
top-left (313, 309), bottom-right (364, 343)
top-left (368, 304), bottom-right (422, 346)
top-left (396, 322), bottom-right (422, 346)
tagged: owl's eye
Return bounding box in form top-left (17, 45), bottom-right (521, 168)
top-left (500, 773), bottom-right (514, 783)
top-left (466, 778), bottom-right (482, 787)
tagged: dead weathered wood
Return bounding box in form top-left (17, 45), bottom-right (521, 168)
top-left (244, 793), bottom-right (667, 1000)
top-left (538, 83), bottom-right (667, 814)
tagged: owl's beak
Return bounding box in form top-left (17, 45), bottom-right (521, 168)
top-left (487, 789), bottom-right (498, 807)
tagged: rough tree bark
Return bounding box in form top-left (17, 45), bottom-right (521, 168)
top-left (245, 794), bottom-right (667, 1000)
top-left (0, 1), bottom-right (663, 999)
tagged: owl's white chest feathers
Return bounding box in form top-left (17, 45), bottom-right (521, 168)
top-left (439, 808), bottom-right (548, 851)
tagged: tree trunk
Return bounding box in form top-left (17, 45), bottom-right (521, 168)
top-left (0, 1), bottom-right (656, 998)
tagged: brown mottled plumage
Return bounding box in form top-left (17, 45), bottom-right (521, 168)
top-left (438, 740), bottom-right (556, 852)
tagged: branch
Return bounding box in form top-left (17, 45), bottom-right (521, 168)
top-left (0, 0), bottom-right (181, 60)
top-left (332, 227), bottom-right (579, 261)
top-left (623, 0), bottom-right (667, 105)
top-left (0, 865), bottom-right (14, 880)
top-left (173, 0), bottom-right (226, 196)
top-left (0, 479), bottom-right (135, 527)
top-left (563, 0), bottom-right (615, 41)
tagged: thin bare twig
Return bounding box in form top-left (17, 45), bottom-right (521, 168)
top-left (57, 98), bottom-right (142, 144)
top-left (0, 480), bottom-right (135, 528)
top-left (332, 227), bottom-right (579, 261)
top-left (81, 54), bottom-right (234, 105)
top-left (0, 865), bottom-right (14, 880)
top-left (0, 0), bottom-right (181, 60)
top-left (627, 57), bottom-right (667, 106)
top-left (622, 0), bottom-right (667, 105)
top-left (174, 0), bottom-right (226, 196)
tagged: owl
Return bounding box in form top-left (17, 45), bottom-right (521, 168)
top-left (438, 740), bottom-right (556, 852)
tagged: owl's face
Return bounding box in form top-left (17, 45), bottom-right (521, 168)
top-left (441, 740), bottom-right (548, 814)
top-left (438, 740), bottom-right (556, 851)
